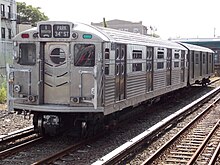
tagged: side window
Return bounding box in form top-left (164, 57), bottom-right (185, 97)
top-left (174, 50), bottom-right (180, 59)
top-left (1, 27), bottom-right (5, 38)
top-left (157, 48), bottom-right (164, 59)
top-left (157, 62), bottom-right (164, 69)
top-left (19, 43), bottom-right (36, 65)
top-left (74, 44), bottom-right (95, 67)
top-left (203, 53), bottom-right (206, 64)
top-left (195, 53), bottom-right (199, 64)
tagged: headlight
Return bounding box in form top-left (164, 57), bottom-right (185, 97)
top-left (14, 84), bottom-right (21, 93)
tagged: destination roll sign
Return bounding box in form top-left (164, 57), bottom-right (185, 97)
top-left (39, 24), bottom-right (52, 38)
top-left (53, 24), bottom-right (70, 38)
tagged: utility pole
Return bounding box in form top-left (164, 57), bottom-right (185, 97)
top-left (214, 27), bottom-right (216, 37)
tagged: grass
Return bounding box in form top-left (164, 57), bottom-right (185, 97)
top-left (0, 80), bottom-right (6, 104)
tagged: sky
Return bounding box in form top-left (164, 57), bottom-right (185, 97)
top-left (17, 0), bottom-right (220, 40)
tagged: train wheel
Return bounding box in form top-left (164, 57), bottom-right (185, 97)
top-left (33, 114), bottom-right (45, 135)
top-left (81, 121), bottom-right (88, 138)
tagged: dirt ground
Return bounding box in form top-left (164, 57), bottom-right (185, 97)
top-left (0, 104), bottom-right (7, 110)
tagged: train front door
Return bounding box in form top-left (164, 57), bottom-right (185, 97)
top-left (115, 44), bottom-right (126, 101)
top-left (43, 42), bottom-right (70, 104)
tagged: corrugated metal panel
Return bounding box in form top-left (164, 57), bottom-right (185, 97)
top-left (96, 26), bottom-right (186, 50)
top-left (154, 71), bottom-right (166, 90)
top-left (172, 70), bottom-right (181, 84)
top-left (104, 77), bottom-right (115, 105)
top-left (127, 74), bottom-right (146, 98)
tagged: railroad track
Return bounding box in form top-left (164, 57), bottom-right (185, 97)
top-left (92, 86), bottom-right (220, 165)
top-left (0, 126), bottom-right (43, 160)
top-left (1, 79), bottom-right (219, 164)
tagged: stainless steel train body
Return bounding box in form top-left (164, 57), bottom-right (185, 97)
top-left (7, 21), bottom-right (214, 134)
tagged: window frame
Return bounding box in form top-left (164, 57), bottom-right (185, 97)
top-left (74, 44), bottom-right (95, 67)
top-left (18, 43), bottom-right (36, 65)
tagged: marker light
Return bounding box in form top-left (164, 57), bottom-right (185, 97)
top-left (83, 34), bottom-right (92, 39)
top-left (21, 33), bottom-right (29, 38)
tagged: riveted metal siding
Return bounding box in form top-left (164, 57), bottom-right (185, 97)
top-left (126, 73), bottom-right (146, 98)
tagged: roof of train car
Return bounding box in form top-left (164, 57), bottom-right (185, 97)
top-left (178, 42), bottom-right (214, 53)
top-left (94, 25), bottom-right (186, 50)
top-left (15, 21), bottom-right (186, 50)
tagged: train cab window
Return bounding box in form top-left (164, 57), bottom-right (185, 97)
top-left (74, 44), bottom-right (95, 67)
top-left (50, 48), bottom-right (66, 64)
top-left (19, 43), bottom-right (36, 65)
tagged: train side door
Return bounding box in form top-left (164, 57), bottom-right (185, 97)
top-left (43, 42), bottom-right (70, 104)
top-left (166, 48), bottom-right (172, 86)
top-left (146, 47), bottom-right (154, 92)
top-left (115, 44), bottom-right (126, 101)
top-left (181, 50), bottom-right (185, 82)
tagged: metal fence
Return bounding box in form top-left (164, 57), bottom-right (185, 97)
top-left (0, 39), bottom-right (13, 84)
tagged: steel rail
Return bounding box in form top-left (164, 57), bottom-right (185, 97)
top-left (0, 136), bottom-right (44, 159)
top-left (141, 94), bottom-right (220, 165)
top-left (92, 86), bottom-right (220, 165)
top-left (0, 126), bottom-right (34, 143)
top-left (208, 141), bottom-right (220, 165)
top-left (187, 120), bottom-right (220, 165)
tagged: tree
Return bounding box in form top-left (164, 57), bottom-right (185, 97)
top-left (17, 2), bottom-right (49, 26)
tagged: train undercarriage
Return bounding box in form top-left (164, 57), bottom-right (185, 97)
top-left (32, 112), bottom-right (105, 137)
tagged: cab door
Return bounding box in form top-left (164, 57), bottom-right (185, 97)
top-left (44, 42), bottom-right (70, 104)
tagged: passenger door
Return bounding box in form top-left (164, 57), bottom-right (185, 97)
top-left (146, 47), bottom-right (154, 92)
top-left (115, 44), bottom-right (126, 101)
top-left (43, 42), bottom-right (70, 104)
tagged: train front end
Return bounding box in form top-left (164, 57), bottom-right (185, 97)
top-left (7, 21), bottom-right (105, 135)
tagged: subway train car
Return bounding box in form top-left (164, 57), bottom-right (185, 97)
top-left (7, 21), bottom-right (214, 135)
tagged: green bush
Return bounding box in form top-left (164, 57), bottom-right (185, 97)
top-left (0, 80), bottom-right (6, 103)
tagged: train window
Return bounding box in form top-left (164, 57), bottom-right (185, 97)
top-left (105, 48), bottom-right (110, 59)
top-left (116, 48), bottom-right (119, 59)
top-left (195, 54), bottom-right (199, 64)
top-left (116, 64), bottom-right (119, 75)
top-left (147, 47), bottom-right (153, 59)
top-left (50, 48), bottom-right (66, 64)
top-left (181, 50), bottom-right (185, 58)
top-left (132, 63), bottom-right (142, 72)
top-left (157, 50), bottom-right (164, 59)
top-left (121, 48), bottom-right (125, 59)
top-left (74, 44), bottom-right (95, 67)
top-left (19, 43), bottom-right (36, 65)
top-left (174, 53), bottom-right (180, 59)
top-left (147, 63), bottom-right (152, 71)
top-left (166, 61), bottom-right (171, 69)
top-left (105, 64), bottom-right (109, 75)
top-left (167, 49), bottom-right (172, 59)
top-left (174, 62), bottom-right (179, 68)
top-left (132, 50), bottom-right (142, 59)
top-left (157, 62), bottom-right (164, 69)
top-left (209, 54), bottom-right (212, 63)
top-left (203, 54), bottom-right (206, 64)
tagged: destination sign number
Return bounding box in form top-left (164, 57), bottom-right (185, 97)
top-left (39, 24), bottom-right (52, 38)
top-left (53, 24), bottom-right (70, 38)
